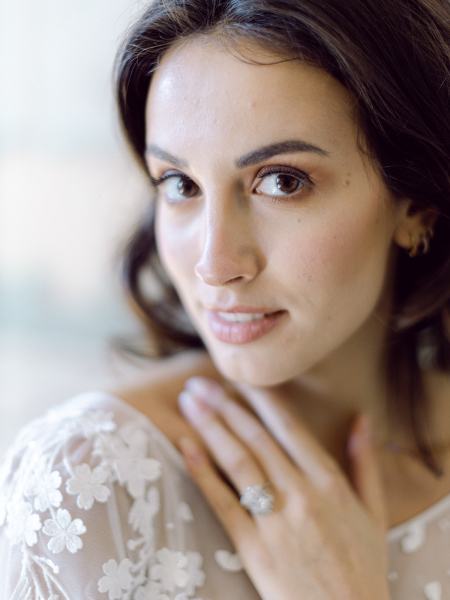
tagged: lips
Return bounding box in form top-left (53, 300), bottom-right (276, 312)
top-left (205, 309), bottom-right (288, 344)
top-left (216, 310), bottom-right (284, 318)
top-left (205, 305), bottom-right (284, 315)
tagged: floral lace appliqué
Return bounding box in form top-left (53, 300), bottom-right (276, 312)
top-left (5, 498), bottom-right (42, 547)
top-left (25, 470), bottom-right (63, 512)
top-left (400, 522), bottom-right (426, 553)
top-left (66, 463), bottom-right (110, 509)
top-left (98, 558), bottom-right (134, 599)
top-left (0, 397), bottom-right (207, 600)
top-left (42, 508), bottom-right (87, 554)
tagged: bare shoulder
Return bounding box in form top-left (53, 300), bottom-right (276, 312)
top-left (105, 348), bottom-right (226, 450)
top-left (110, 348), bottom-right (224, 407)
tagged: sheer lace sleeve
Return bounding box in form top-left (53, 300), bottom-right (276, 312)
top-left (0, 393), bottom-right (207, 600)
top-left (5, 390), bottom-right (450, 599)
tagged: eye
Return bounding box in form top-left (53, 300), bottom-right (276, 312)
top-left (253, 165), bottom-right (313, 202)
top-left (150, 172), bottom-right (199, 204)
top-left (150, 165), bottom-right (313, 205)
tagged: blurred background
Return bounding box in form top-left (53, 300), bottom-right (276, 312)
top-left (0, 0), bottom-right (156, 455)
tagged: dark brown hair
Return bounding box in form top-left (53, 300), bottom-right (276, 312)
top-left (112, 0), bottom-right (450, 476)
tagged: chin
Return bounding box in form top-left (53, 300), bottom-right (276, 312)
top-left (204, 341), bottom-right (309, 388)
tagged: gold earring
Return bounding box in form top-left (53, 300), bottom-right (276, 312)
top-left (408, 227), bottom-right (433, 257)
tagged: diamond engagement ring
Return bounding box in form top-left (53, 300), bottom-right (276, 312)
top-left (239, 483), bottom-right (275, 515)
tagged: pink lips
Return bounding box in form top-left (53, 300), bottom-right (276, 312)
top-left (204, 305), bottom-right (282, 313)
top-left (205, 309), bottom-right (287, 344)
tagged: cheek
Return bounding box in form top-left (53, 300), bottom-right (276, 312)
top-left (274, 201), bottom-right (390, 317)
top-left (312, 223), bottom-right (389, 345)
top-left (323, 210), bottom-right (388, 284)
top-left (155, 207), bottom-right (195, 284)
top-left (294, 204), bottom-right (391, 320)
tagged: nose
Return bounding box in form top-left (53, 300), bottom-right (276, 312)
top-left (194, 199), bottom-right (262, 286)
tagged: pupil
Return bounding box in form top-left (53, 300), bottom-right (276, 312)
top-left (178, 178), bottom-right (196, 196)
top-left (277, 174), bottom-right (299, 193)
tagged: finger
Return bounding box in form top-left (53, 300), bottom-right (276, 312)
top-left (227, 380), bottom-right (340, 488)
top-left (185, 378), bottom-right (299, 494)
top-left (178, 389), bottom-right (274, 503)
top-left (177, 435), bottom-right (257, 555)
top-left (347, 414), bottom-right (388, 531)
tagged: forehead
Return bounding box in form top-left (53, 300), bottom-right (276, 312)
top-left (145, 36), bottom-right (356, 156)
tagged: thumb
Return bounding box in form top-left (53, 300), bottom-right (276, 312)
top-left (347, 413), bottom-right (388, 532)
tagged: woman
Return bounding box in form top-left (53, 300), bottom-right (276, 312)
top-left (1, 0), bottom-right (449, 598)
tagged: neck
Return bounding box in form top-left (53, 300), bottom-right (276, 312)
top-left (259, 289), bottom-right (436, 473)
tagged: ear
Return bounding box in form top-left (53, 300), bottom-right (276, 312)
top-left (392, 198), bottom-right (438, 251)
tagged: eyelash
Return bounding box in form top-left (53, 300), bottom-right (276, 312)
top-left (149, 165), bottom-right (314, 205)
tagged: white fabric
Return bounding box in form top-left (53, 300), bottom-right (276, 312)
top-left (0, 390), bottom-right (449, 599)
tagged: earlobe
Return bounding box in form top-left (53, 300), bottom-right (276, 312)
top-left (393, 225), bottom-right (411, 251)
top-left (392, 198), bottom-right (415, 250)
top-left (392, 199), bottom-right (438, 252)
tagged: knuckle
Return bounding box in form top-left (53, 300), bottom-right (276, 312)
top-left (228, 452), bottom-right (249, 476)
top-left (247, 426), bottom-right (270, 447)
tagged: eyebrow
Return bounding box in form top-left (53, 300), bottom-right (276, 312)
top-left (145, 139), bottom-right (330, 169)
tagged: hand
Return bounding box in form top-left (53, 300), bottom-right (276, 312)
top-left (176, 376), bottom-right (390, 600)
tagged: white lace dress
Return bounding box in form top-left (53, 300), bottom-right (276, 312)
top-left (0, 390), bottom-right (449, 600)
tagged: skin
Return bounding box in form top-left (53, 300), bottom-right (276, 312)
top-left (176, 377), bottom-right (391, 599)
top-left (144, 34), bottom-right (436, 460)
top-left (137, 36), bottom-right (450, 596)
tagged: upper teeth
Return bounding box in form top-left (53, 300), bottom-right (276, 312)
top-left (217, 312), bottom-right (268, 322)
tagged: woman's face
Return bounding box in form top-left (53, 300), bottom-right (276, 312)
top-left (145, 36), bottom-right (407, 386)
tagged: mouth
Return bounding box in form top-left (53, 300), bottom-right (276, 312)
top-left (205, 309), bottom-right (288, 344)
top-left (204, 304), bottom-right (285, 316)
top-left (214, 309), bottom-right (285, 320)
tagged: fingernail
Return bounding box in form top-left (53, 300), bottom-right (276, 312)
top-left (185, 377), bottom-right (221, 408)
top-left (178, 389), bottom-right (212, 418)
top-left (185, 376), bottom-right (218, 396)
